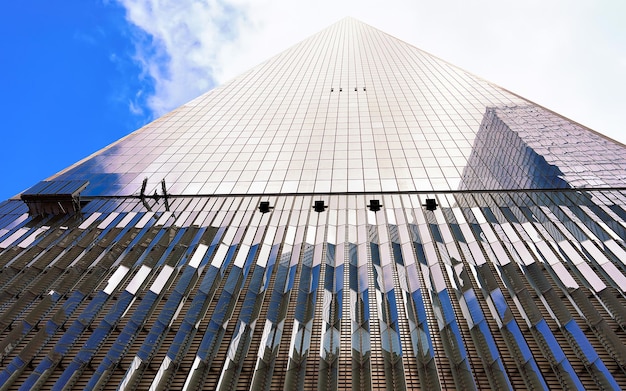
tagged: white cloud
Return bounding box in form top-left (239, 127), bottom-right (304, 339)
top-left (117, 0), bottom-right (250, 116)
top-left (128, 97), bottom-right (144, 116)
top-left (117, 0), bottom-right (626, 143)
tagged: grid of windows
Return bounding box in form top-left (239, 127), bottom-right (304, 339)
top-left (1, 17), bottom-right (626, 390)
top-left (49, 18), bottom-right (525, 197)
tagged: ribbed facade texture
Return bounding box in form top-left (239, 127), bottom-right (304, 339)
top-left (1, 18), bottom-right (626, 390)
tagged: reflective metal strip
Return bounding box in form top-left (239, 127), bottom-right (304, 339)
top-left (349, 206), bottom-right (373, 387)
top-left (222, 224), bottom-right (238, 245)
top-left (0, 213), bottom-right (28, 239)
top-left (241, 221), bottom-right (260, 247)
top-left (535, 319), bottom-right (585, 389)
top-left (224, 321), bottom-right (246, 364)
top-left (547, 198), bottom-right (608, 240)
top-left (256, 242), bottom-right (272, 268)
top-left (78, 212), bottom-right (102, 229)
top-left (0, 227), bottom-right (29, 248)
top-left (126, 265), bottom-right (152, 295)
top-left (148, 356), bottom-right (173, 391)
top-left (120, 297), bottom-right (138, 319)
top-left (188, 244), bottom-right (209, 268)
top-left (563, 320), bottom-right (621, 389)
top-left (284, 225), bottom-right (296, 245)
top-left (149, 265), bottom-right (175, 294)
top-left (104, 266), bottom-right (130, 294)
top-left (193, 210), bottom-right (210, 227)
top-left (257, 319), bottom-right (273, 355)
top-left (86, 283), bottom-right (165, 389)
top-left (483, 219), bottom-right (585, 389)
top-left (155, 211), bottom-right (173, 226)
top-left (473, 266), bottom-right (549, 388)
top-left (170, 300), bottom-right (186, 327)
top-left (234, 244), bottom-right (251, 268)
top-left (580, 240), bottom-right (610, 265)
top-left (0, 286), bottom-right (88, 383)
top-left (306, 225), bottom-right (316, 244)
top-left (126, 233), bottom-right (221, 373)
top-left (589, 204), bottom-right (626, 239)
top-left (116, 212), bottom-right (137, 228)
top-left (17, 226), bottom-right (50, 248)
top-left (438, 209), bottom-right (514, 390)
top-left (600, 261), bottom-right (626, 291)
top-left (501, 225), bottom-right (536, 267)
top-left (230, 205), bottom-right (247, 226)
top-left (410, 205), bottom-right (477, 390)
top-left (534, 241), bottom-right (578, 289)
top-left (394, 214), bottom-right (440, 388)
top-left (135, 212), bottom-right (155, 229)
top-left (22, 283), bottom-right (126, 388)
top-left (370, 216), bottom-right (406, 387)
top-left (216, 235), bottom-right (280, 390)
top-left (535, 204), bottom-right (576, 242)
top-left (327, 223), bottom-right (337, 245)
top-left (182, 221), bottom-right (255, 372)
top-left (283, 211), bottom-right (325, 389)
top-left (97, 212), bottom-right (119, 229)
top-left (181, 356), bottom-right (203, 391)
top-left (211, 243), bottom-right (229, 268)
top-left (319, 209), bottom-right (341, 368)
top-left (118, 356), bottom-right (143, 391)
top-left (469, 207), bottom-right (513, 266)
top-left (250, 220), bottom-right (302, 388)
top-left (520, 221), bottom-right (540, 241)
top-left (596, 220), bottom-right (621, 241)
top-left (471, 206), bottom-right (487, 224)
top-left (211, 210), bottom-right (228, 228)
top-left (574, 261), bottom-right (607, 292)
top-left (604, 239), bottom-right (626, 265)
top-left (581, 240), bottom-right (626, 290)
top-left (173, 211), bottom-right (191, 227)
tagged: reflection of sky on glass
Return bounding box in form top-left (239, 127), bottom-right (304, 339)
top-left (53, 145), bottom-right (126, 197)
top-left (492, 289), bottom-right (509, 320)
top-left (460, 105), bottom-right (626, 191)
top-left (45, 19), bottom-right (625, 197)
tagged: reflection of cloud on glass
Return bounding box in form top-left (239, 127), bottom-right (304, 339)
top-left (50, 144), bottom-right (132, 197)
top-left (48, 117), bottom-right (197, 197)
top-left (460, 105), bottom-right (626, 190)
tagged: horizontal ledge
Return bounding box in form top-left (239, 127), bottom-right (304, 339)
top-left (80, 186), bottom-right (626, 200)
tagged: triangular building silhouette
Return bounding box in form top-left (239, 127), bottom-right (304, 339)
top-left (1, 18), bottom-right (626, 390)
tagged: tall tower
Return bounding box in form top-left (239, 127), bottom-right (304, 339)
top-left (0, 18), bottom-right (625, 390)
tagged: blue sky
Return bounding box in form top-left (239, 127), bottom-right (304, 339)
top-left (1, 0), bottom-right (625, 200)
top-left (0, 1), bottom-right (154, 200)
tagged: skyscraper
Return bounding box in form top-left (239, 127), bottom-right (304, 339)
top-left (1, 17), bottom-right (625, 390)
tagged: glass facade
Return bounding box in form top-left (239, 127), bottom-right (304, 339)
top-left (0, 17), bottom-right (625, 390)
